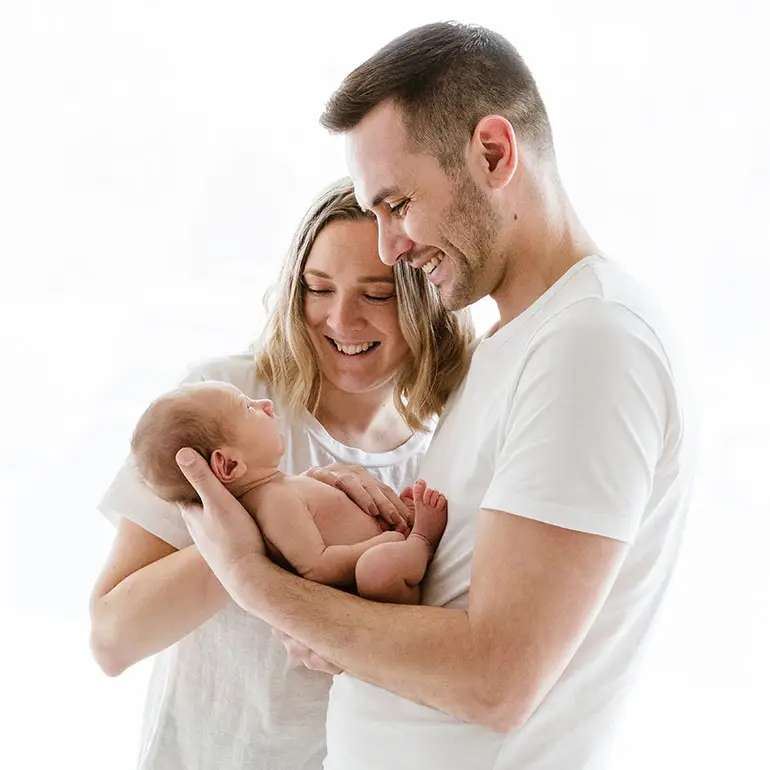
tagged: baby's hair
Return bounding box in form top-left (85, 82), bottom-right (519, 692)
top-left (131, 384), bottom-right (238, 505)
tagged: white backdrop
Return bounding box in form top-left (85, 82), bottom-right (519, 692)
top-left (1, 2), bottom-right (768, 768)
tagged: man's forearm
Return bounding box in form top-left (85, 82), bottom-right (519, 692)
top-left (228, 554), bottom-right (500, 727)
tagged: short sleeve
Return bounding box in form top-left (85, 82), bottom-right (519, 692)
top-left (481, 299), bottom-right (671, 543)
top-left (96, 363), bottom-right (210, 549)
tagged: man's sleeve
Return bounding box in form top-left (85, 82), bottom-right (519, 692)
top-left (481, 299), bottom-right (672, 544)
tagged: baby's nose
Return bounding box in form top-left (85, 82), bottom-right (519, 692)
top-left (251, 398), bottom-right (274, 416)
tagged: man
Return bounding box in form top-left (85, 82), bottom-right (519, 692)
top-left (178, 22), bottom-right (694, 770)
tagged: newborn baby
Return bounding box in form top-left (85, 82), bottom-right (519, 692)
top-left (131, 381), bottom-right (447, 604)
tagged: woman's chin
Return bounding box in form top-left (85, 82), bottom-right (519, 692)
top-left (322, 372), bottom-right (392, 397)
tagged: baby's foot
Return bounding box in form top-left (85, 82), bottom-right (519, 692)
top-left (409, 479), bottom-right (448, 554)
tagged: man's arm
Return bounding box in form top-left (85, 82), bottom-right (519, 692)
top-left (210, 498), bottom-right (626, 731)
top-left (177, 302), bottom-right (660, 730)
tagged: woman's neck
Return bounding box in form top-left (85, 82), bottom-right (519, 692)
top-left (314, 384), bottom-right (413, 453)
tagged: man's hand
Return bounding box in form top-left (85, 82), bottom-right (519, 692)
top-left (176, 448), bottom-right (268, 605)
top-left (306, 463), bottom-right (412, 534)
top-left (272, 628), bottom-right (343, 675)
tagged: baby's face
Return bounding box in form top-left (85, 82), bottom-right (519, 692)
top-left (194, 382), bottom-right (285, 467)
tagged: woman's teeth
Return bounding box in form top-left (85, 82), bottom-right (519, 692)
top-left (421, 255), bottom-right (443, 275)
top-left (333, 340), bottom-right (377, 355)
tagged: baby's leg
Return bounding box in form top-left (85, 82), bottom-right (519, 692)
top-left (355, 480), bottom-right (447, 604)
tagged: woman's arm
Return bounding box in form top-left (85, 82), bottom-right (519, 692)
top-left (89, 517), bottom-right (230, 676)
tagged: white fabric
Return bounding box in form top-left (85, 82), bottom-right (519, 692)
top-left (325, 255), bottom-right (695, 770)
top-left (98, 351), bottom-right (431, 770)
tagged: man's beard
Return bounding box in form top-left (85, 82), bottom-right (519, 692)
top-left (436, 172), bottom-right (500, 310)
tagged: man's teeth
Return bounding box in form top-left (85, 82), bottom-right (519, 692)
top-left (421, 255), bottom-right (443, 275)
top-left (333, 340), bottom-right (377, 355)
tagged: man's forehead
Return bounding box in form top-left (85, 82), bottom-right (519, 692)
top-left (345, 104), bottom-right (410, 209)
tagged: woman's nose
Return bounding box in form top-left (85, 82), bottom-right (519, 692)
top-left (328, 295), bottom-right (365, 332)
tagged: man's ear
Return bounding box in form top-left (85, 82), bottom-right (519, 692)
top-left (468, 115), bottom-right (518, 189)
top-left (210, 447), bottom-right (247, 483)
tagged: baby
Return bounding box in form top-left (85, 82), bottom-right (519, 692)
top-left (130, 381), bottom-right (447, 604)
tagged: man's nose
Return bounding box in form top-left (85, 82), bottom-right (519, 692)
top-left (378, 219), bottom-right (415, 267)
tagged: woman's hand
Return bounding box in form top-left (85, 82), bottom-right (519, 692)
top-left (272, 628), bottom-right (343, 675)
top-left (305, 463), bottom-right (413, 534)
top-left (176, 448), bottom-right (268, 600)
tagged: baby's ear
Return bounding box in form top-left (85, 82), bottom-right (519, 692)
top-left (210, 447), bottom-right (247, 483)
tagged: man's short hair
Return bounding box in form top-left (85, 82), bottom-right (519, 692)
top-left (321, 21), bottom-right (554, 168)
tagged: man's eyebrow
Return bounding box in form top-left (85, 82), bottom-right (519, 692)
top-left (303, 269), bottom-right (394, 284)
top-left (359, 187), bottom-right (399, 212)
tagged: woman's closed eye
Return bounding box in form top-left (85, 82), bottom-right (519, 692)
top-left (304, 285), bottom-right (393, 303)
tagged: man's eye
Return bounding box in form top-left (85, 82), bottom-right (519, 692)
top-left (388, 199), bottom-right (409, 217)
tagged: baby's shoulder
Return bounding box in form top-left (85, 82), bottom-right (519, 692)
top-left (280, 474), bottom-right (347, 511)
top-left (248, 475), bottom-right (312, 514)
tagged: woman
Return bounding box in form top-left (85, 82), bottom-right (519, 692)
top-left (89, 178), bottom-right (474, 770)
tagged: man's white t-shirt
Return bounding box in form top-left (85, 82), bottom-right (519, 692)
top-left (325, 255), bottom-right (695, 770)
top-left (98, 352), bottom-right (431, 770)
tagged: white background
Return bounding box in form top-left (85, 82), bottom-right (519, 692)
top-left (1, 2), bottom-right (768, 768)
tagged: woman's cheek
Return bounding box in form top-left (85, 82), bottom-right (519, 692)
top-left (302, 298), bottom-right (323, 326)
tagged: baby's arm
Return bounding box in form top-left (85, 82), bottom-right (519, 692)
top-left (256, 486), bottom-right (403, 587)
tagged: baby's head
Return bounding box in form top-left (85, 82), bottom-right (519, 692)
top-left (131, 381), bottom-right (285, 505)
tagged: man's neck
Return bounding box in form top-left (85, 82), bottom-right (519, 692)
top-left (492, 169), bottom-right (598, 326)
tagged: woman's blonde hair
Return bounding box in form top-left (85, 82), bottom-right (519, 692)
top-left (254, 177), bottom-right (474, 431)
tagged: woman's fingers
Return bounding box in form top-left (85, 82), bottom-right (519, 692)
top-left (378, 484), bottom-right (413, 524)
top-left (307, 463), bottom-right (410, 532)
top-left (333, 474), bottom-right (382, 518)
top-left (366, 486), bottom-right (409, 533)
top-left (307, 467), bottom-right (379, 516)
top-left (272, 628), bottom-right (343, 675)
top-left (305, 651), bottom-right (343, 675)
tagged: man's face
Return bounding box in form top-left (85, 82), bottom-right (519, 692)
top-left (346, 101), bottom-right (501, 310)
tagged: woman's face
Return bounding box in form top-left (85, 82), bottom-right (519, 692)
top-left (302, 218), bottom-right (410, 397)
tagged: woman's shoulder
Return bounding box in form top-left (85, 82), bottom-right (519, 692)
top-left (181, 350), bottom-right (271, 399)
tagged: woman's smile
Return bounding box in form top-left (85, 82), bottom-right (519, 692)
top-left (326, 336), bottom-right (382, 357)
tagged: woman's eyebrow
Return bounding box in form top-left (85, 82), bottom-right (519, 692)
top-left (303, 269), bottom-right (394, 284)
top-left (358, 276), bottom-right (395, 284)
